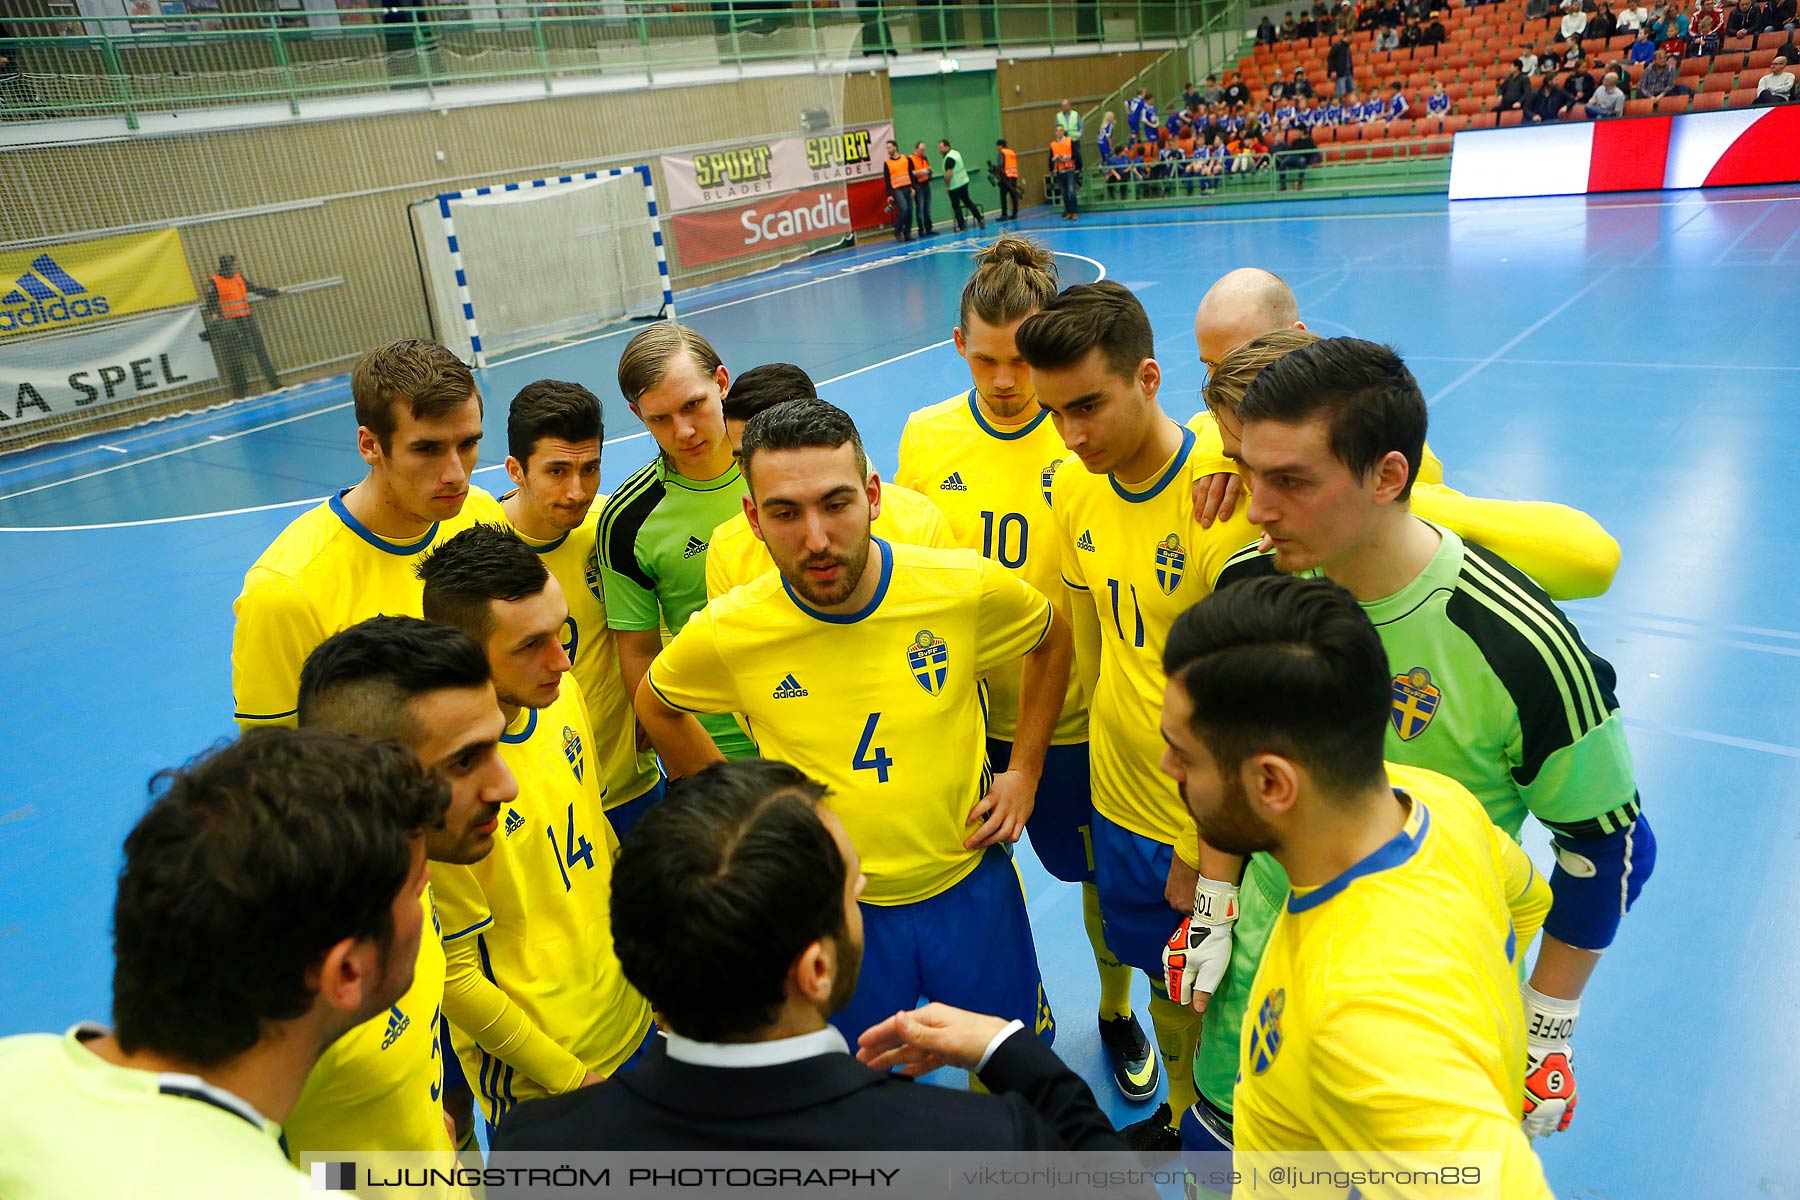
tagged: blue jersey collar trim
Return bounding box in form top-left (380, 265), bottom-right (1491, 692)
top-left (1109, 424), bottom-right (1195, 504)
top-left (783, 537), bottom-right (895, 625)
top-left (500, 708), bottom-right (539, 744)
top-left (967, 389), bottom-right (1050, 441)
top-left (330, 488), bottom-right (440, 556)
top-left (1286, 792), bottom-right (1430, 915)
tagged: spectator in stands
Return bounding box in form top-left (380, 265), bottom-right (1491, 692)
top-left (1777, 35), bottom-right (1800, 59)
top-left (1427, 78), bottom-right (1452, 113)
top-left (1423, 10), bottom-right (1447, 42)
top-left (1281, 11), bottom-right (1301, 39)
top-left (1605, 57), bottom-right (1634, 92)
top-left (1587, 69), bottom-right (1628, 112)
top-left (1498, 59), bottom-right (1534, 108)
top-left (1521, 46), bottom-right (1542, 72)
top-left (1723, 0), bottom-right (1759, 34)
top-left (1764, 0), bottom-right (1796, 31)
top-left (1356, 1), bottom-right (1380, 29)
top-left (1273, 92), bottom-right (1300, 126)
top-left (1386, 80), bottom-right (1412, 118)
top-left (1293, 68), bottom-right (1316, 97)
top-left (1376, 22), bottom-right (1401, 49)
top-left (1400, 19), bottom-right (1423, 46)
top-left (1561, 0), bottom-right (1591, 38)
top-left (1125, 87), bottom-right (1147, 140)
top-left (1528, 0), bottom-right (1553, 18)
top-left (1690, 4), bottom-right (1723, 53)
top-left (1098, 110), bottom-right (1117, 161)
top-left (1381, 0), bottom-right (1406, 26)
top-left (1527, 70), bottom-right (1575, 119)
top-left (1183, 81), bottom-right (1201, 108)
top-left (1320, 91), bottom-right (1344, 123)
top-left (1638, 47), bottom-right (1694, 93)
top-left (1629, 28), bottom-right (1657, 61)
top-left (1225, 73), bottom-right (1249, 105)
top-left (1257, 14), bottom-right (1278, 43)
top-left (1140, 91), bottom-right (1160, 143)
top-left (1328, 34), bottom-right (1355, 95)
top-left (1564, 35), bottom-right (1589, 67)
top-left (1202, 74), bottom-right (1224, 104)
top-left (1228, 122), bottom-right (1269, 173)
top-left (1541, 37), bottom-right (1563, 66)
top-left (1755, 54), bottom-right (1795, 100)
top-left (1589, 3), bottom-right (1618, 38)
top-left (1567, 61), bottom-right (1599, 100)
top-left (1298, 10), bottom-right (1320, 37)
top-left (1618, 0), bottom-right (1652, 28)
top-left (1269, 69), bottom-right (1289, 101)
top-left (1275, 123), bottom-right (1320, 191)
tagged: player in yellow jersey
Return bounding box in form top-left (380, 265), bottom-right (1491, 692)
top-left (1158, 576), bottom-right (1553, 1199)
top-left (636, 398), bottom-right (1073, 1049)
top-left (418, 526), bottom-right (655, 1130)
top-left (0, 731), bottom-right (442, 1200)
top-left (499, 379), bottom-right (664, 839)
top-left (1183, 268), bottom-right (1620, 601)
top-left (1016, 281), bottom-right (1257, 1147)
top-left (292, 616), bottom-right (519, 1169)
top-left (231, 339), bottom-right (505, 729)
top-left (709, 363), bottom-right (957, 598)
top-left (896, 237), bottom-right (1159, 1104)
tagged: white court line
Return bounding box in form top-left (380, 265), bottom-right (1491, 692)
top-left (1408, 355), bottom-right (1800, 372)
top-left (1, 248), bottom-right (1105, 532)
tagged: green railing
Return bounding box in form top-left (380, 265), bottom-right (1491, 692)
top-left (1076, 148), bottom-right (1452, 207)
top-left (0, 1), bottom-right (1226, 130)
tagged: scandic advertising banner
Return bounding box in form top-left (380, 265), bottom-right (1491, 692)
top-left (2, 306), bottom-right (219, 431)
top-left (671, 179), bottom-right (890, 270)
top-left (0, 227), bottom-right (198, 338)
top-left (661, 123), bottom-right (897, 212)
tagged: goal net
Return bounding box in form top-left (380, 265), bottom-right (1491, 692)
top-left (414, 166), bottom-right (671, 366)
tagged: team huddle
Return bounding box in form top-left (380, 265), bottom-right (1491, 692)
top-left (1, 240), bottom-right (1654, 1198)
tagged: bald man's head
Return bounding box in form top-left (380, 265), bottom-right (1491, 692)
top-left (1194, 268), bottom-right (1305, 369)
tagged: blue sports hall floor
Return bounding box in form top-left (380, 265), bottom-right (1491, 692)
top-left (4, 187), bottom-right (1798, 1199)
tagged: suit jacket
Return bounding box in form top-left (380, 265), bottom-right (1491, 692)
top-left (490, 1031), bottom-right (1125, 1152)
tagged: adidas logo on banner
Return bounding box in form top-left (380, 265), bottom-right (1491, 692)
top-left (503, 807), bottom-right (525, 837)
top-left (0, 253), bottom-right (112, 333)
top-left (772, 673), bottom-right (809, 699)
top-left (1076, 530), bottom-right (1096, 552)
top-left (683, 535), bottom-right (708, 559)
top-left (940, 472), bottom-right (969, 491)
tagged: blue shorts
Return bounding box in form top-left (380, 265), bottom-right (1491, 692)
top-left (830, 844), bottom-right (1055, 1049)
top-left (1091, 809), bottom-right (1185, 976)
top-left (987, 738), bottom-right (1095, 884)
top-left (604, 777), bottom-right (665, 843)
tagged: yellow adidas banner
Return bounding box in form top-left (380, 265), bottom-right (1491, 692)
top-left (0, 228), bottom-right (198, 338)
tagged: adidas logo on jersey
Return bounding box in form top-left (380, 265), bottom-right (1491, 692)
top-left (503, 807), bottom-right (525, 837)
top-left (772, 673), bottom-right (809, 699)
top-left (683, 535), bottom-right (708, 559)
top-left (940, 472), bottom-right (969, 491)
top-left (0, 253), bottom-right (112, 333)
top-left (380, 1005), bottom-right (410, 1050)
top-left (1076, 530), bottom-right (1096, 552)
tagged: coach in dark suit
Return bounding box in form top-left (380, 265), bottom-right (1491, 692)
top-left (491, 760), bottom-right (1125, 1152)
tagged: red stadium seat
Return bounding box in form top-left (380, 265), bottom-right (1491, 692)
top-left (1680, 55), bottom-right (1711, 77)
top-left (1624, 97), bottom-right (1657, 115)
top-left (1702, 72), bottom-right (1740, 91)
top-left (1747, 48), bottom-right (1780, 69)
top-left (1685, 91), bottom-right (1722, 110)
top-left (1723, 35), bottom-right (1756, 53)
top-left (1457, 95), bottom-right (1490, 113)
top-left (1342, 144), bottom-right (1372, 161)
top-left (1371, 142), bottom-right (1399, 159)
top-left (1441, 113), bottom-right (1473, 132)
top-left (1728, 87), bottom-right (1761, 107)
top-left (1334, 123), bottom-right (1363, 142)
top-left (1497, 109), bottom-right (1525, 125)
top-left (1468, 111), bottom-right (1501, 128)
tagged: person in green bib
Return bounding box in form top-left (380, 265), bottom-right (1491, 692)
top-left (597, 321), bottom-right (757, 759)
top-left (939, 137), bottom-right (986, 234)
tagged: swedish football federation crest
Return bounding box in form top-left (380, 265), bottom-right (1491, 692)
top-left (585, 556), bottom-right (602, 601)
top-left (1390, 667), bottom-right (1441, 741)
top-left (906, 629), bottom-right (950, 696)
top-left (562, 724), bottom-right (585, 781)
top-left (1154, 533), bottom-right (1187, 595)
top-left (1040, 459), bottom-right (1062, 507)
top-left (1248, 987), bottom-right (1286, 1075)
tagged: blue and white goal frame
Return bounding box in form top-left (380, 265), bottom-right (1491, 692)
top-left (434, 163), bottom-right (673, 369)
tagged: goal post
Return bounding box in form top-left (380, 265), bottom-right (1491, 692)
top-left (418, 164), bottom-right (672, 367)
